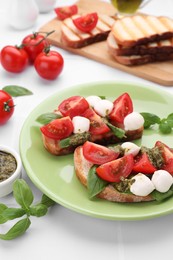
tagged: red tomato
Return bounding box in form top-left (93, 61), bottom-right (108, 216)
top-left (109, 93), bottom-right (133, 125)
top-left (0, 46), bottom-right (29, 73)
top-left (83, 141), bottom-right (120, 165)
top-left (82, 107), bottom-right (110, 135)
top-left (0, 90), bottom-right (14, 125)
top-left (40, 116), bottom-right (73, 140)
top-left (96, 154), bottom-right (134, 182)
top-left (58, 96), bottom-right (89, 118)
top-left (73, 12), bottom-right (98, 33)
top-left (22, 33), bottom-right (48, 63)
top-left (54, 5), bottom-right (78, 20)
top-left (133, 152), bottom-right (156, 174)
top-left (34, 50), bottom-right (64, 80)
top-left (155, 141), bottom-right (173, 174)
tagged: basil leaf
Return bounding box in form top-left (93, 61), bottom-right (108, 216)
top-left (140, 112), bottom-right (161, 128)
top-left (87, 166), bottom-right (108, 198)
top-left (59, 137), bottom-right (71, 148)
top-left (0, 208), bottom-right (26, 224)
top-left (13, 179), bottom-right (34, 210)
top-left (0, 203), bottom-right (8, 214)
top-left (159, 121), bottom-right (172, 134)
top-left (167, 113), bottom-right (173, 121)
top-left (29, 204), bottom-right (48, 217)
top-left (36, 113), bottom-right (62, 125)
top-left (151, 186), bottom-right (173, 201)
top-left (106, 121), bottom-right (125, 139)
top-left (40, 194), bottom-right (56, 208)
top-left (59, 132), bottom-right (90, 148)
top-left (0, 217), bottom-right (31, 240)
top-left (2, 85), bottom-right (33, 97)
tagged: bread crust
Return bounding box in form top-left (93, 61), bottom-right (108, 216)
top-left (74, 146), bottom-right (154, 203)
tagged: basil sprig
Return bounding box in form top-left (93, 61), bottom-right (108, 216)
top-left (36, 113), bottom-right (62, 125)
top-left (141, 112), bottom-right (173, 134)
top-left (0, 179), bottom-right (56, 240)
top-left (2, 85), bottom-right (33, 97)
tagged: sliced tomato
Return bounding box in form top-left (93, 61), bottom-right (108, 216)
top-left (83, 141), bottom-right (120, 165)
top-left (96, 154), bottom-right (134, 183)
top-left (109, 93), bottom-right (133, 125)
top-left (54, 5), bottom-right (78, 20)
top-left (155, 141), bottom-right (173, 174)
top-left (40, 116), bottom-right (73, 140)
top-left (82, 107), bottom-right (110, 135)
top-left (133, 152), bottom-right (156, 174)
top-left (58, 96), bottom-right (89, 119)
top-left (72, 12), bottom-right (98, 33)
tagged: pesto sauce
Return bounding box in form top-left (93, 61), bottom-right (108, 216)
top-left (0, 151), bottom-right (17, 182)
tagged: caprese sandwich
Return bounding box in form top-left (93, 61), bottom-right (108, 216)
top-left (38, 93), bottom-right (145, 155)
top-left (74, 140), bottom-right (173, 202)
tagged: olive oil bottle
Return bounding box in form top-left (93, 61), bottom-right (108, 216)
top-left (111, 0), bottom-right (143, 14)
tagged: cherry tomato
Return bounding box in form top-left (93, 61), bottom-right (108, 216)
top-left (22, 33), bottom-right (48, 63)
top-left (73, 12), bottom-right (98, 33)
top-left (0, 46), bottom-right (29, 73)
top-left (96, 154), bottom-right (134, 183)
top-left (155, 141), bottom-right (173, 174)
top-left (54, 4), bottom-right (78, 20)
top-left (0, 90), bottom-right (14, 125)
top-left (34, 50), bottom-right (64, 80)
top-left (109, 93), bottom-right (133, 125)
top-left (58, 96), bottom-right (89, 119)
top-left (82, 107), bottom-right (110, 135)
top-left (40, 116), bottom-right (73, 140)
top-left (83, 141), bottom-right (120, 165)
top-left (133, 152), bottom-right (157, 174)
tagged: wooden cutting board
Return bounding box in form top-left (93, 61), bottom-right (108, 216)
top-left (39, 0), bottom-right (173, 86)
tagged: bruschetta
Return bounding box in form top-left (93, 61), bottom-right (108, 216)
top-left (74, 141), bottom-right (173, 203)
top-left (39, 93), bottom-right (145, 155)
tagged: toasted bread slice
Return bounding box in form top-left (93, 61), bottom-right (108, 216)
top-left (112, 15), bottom-right (173, 47)
top-left (61, 14), bottom-right (116, 48)
top-left (74, 146), bottom-right (153, 203)
top-left (107, 32), bottom-right (173, 56)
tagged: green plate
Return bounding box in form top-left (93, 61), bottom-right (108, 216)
top-left (20, 81), bottom-right (173, 221)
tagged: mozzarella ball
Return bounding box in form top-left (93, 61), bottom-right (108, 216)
top-left (94, 99), bottom-right (113, 117)
top-left (124, 112), bottom-right (144, 131)
top-left (152, 170), bottom-right (173, 193)
top-left (86, 95), bottom-right (102, 107)
top-left (121, 142), bottom-right (140, 156)
top-left (72, 116), bottom-right (90, 134)
top-left (130, 173), bottom-right (155, 196)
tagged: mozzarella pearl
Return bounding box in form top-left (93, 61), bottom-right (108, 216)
top-left (124, 112), bottom-right (144, 131)
top-left (130, 173), bottom-right (155, 196)
top-left (72, 116), bottom-right (90, 134)
top-left (121, 142), bottom-right (140, 156)
top-left (86, 95), bottom-right (102, 107)
top-left (93, 99), bottom-right (113, 117)
top-left (152, 170), bottom-right (173, 193)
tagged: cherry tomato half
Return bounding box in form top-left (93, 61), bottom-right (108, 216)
top-left (109, 93), bottom-right (133, 125)
top-left (34, 50), bottom-right (64, 80)
top-left (22, 33), bottom-right (48, 63)
top-left (82, 107), bottom-right (110, 135)
top-left (0, 46), bottom-right (29, 73)
top-left (155, 141), bottom-right (173, 174)
top-left (73, 12), bottom-right (98, 33)
top-left (83, 141), bottom-right (120, 165)
top-left (96, 154), bottom-right (134, 183)
top-left (0, 90), bottom-right (14, 125)
top-left (58, 96), bottom-right (89, 119)
top-left (54, 4), bottom-right (78, 20)
top-left (133, 152), bottom-right (157, 174)
top-left (40, 116), bottom-right (73, 140)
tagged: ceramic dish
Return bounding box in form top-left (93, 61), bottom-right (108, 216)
top-left (0, 145), bottom-right (22, 198)
top-left (20, 81), bottom-right (173, 220)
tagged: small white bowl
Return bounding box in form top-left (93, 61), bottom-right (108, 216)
top-left (0, 145), bottom-right (22, 198)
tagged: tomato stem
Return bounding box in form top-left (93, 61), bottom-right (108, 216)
top-left (4, 99), bottom-right (15, 112)
top-left (21, 30), bottom-right (55, 48)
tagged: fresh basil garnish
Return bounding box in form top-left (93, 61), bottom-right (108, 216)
top-left (151, 185), bottom-right (173, 201)
top-left (2, 85), bottom-right (33, 97)
top-left (36, 112), bottom-right (62, 124)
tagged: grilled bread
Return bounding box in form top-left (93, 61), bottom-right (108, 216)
top-left (61, 14), bottom-right (116, 48)
top-left (74, 145), bottom-right (153, 203)
top-left (112, 15), bottom-right (173, 48)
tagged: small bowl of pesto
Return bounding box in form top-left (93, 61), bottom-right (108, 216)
top-left (0, 145), bottom-right (22, 198)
